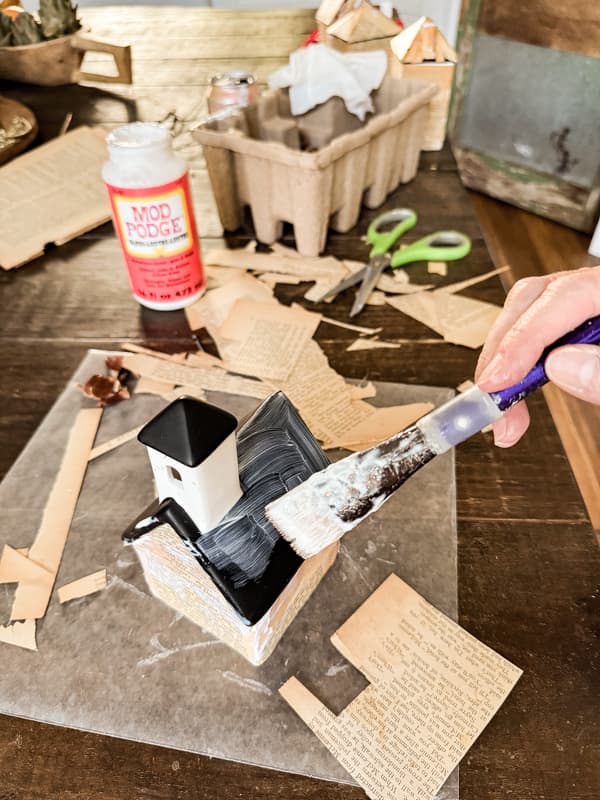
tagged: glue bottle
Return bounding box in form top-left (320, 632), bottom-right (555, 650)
top-left (103, 122), bottom-right (206, 311)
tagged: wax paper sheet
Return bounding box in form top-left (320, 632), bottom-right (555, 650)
top-left (0, 350), bottom-right (457, 795)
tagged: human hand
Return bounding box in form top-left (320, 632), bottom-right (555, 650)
top-left (475, 267), bottom-right (600, 447)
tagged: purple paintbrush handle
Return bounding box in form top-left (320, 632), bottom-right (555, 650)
top-left (490, 315), bottom-right (600, 411)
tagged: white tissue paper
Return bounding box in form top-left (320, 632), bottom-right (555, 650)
top-left (268, 44), bottom-right (388, 121)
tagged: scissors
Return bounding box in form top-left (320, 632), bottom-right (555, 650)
top-left (323, 208), bottom-right (472, 317)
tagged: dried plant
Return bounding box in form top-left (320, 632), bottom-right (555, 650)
top-left (10, 12), bottom-right (43, 45)
top-left (38, 0), bottom-right (80, 39)
top-left (0, 13), bottom-right (11, 46)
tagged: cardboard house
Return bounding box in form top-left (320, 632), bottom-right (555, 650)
top-left (389, 16), bottom-right (457, 150)
top-left (317, 0), bottom-right (401, 53)
top-left (124, 392), bottom-right (339, 665)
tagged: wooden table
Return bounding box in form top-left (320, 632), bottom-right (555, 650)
top-left (1, 9), bottom-right (599, 800)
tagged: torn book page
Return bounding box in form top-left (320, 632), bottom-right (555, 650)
top-left (121, 344), bottom-right (188, 364)
top-left (280, 574), bottom-right (522, 800)
top-left (387, 283), bottom-right (502, 349)
top-left (218, 300), bottom-right (322, 382)
top-left (434, 266), bottom-right (510, 295)
top-left (258, 272), bottom-right (302, 288)
top-left (184, 351), bottom-right (226, 370)
top-left (0, 127), bottom-right (110, 270)
top-left (58, 569), bottom-right (107, 604)
top-left (376, 274), bottom-right (433, 294)
top-left (121, 353), bottom-right (272, 400)
top-left (11, 406), bottom-right (102, 621)
top-left (0, 619), bottom-right (37, 652)
top-left (204, 248), bottom-right (346, 283)
top-left (318, 315), bottom-right (381, 336)
top-left (272, 340), bottom-right (374, 443)
top-left (135, 376), bottom-right (176, 396)
top-left (184, 274), bottom-right (275, 338)
top-left (322, 403), bottom-right (433, 451)
top-left (347, 381), bottom-right (376, 400)
top-left (205, 265), bottom-right (248, 289)
top-left (346, 338), bottom-right (401, 351)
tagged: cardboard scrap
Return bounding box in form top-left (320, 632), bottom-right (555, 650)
top-left (386, 267), bottom-right (508, 349)
top-left (0, 619), bottom-right (37, 652)
top-left (0, 126), bottom-right (110, 270)
top-left (280, 574), bottom-right (522, 800)
top-left (10, 407), bottom-right (102, 621)
top-left (58, 569), bottom-right (107, 604)
top-left (218, 300), bottom-right (322, 382)
top-left (428, 261), bottom-right (447, 276)
top-left (0, 544), bottom-right (53, 585)
top-left (89, 425), bottom-right (143, 461)
top-left (347, 338), bottom-right (401, 351)
top-left (322, 403), bottom-right (433, 451)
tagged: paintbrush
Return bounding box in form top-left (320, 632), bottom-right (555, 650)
top-left (266, 315), bottom-right (600, 558)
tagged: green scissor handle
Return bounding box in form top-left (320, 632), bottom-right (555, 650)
top-left (389, 230), bottom-right (471, 268)
top-left (367, 208), bottom-right (418, 259)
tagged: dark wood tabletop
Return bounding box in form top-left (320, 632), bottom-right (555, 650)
top-left (1, 8), bottom-right (599, 800)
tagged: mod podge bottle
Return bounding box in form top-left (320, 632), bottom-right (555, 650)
top-left (103, 122), bottom-right (206, 310)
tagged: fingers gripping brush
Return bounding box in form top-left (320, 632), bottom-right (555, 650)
top-left (266, 315), bottom-right (600, 559)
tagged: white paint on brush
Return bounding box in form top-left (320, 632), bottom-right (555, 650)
top-left (266, 426), bottom-right (431, 558)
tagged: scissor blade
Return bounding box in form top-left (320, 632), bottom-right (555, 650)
top-left (350, 258), bottom-right (387, 317)
top-left (316, 265), bottom-right (368, 303)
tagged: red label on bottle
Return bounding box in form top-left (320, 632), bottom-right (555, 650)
top-left (105, 174), bottom-right (205, 307)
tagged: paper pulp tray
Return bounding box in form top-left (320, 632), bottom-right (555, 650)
top-left (193, 77), bottom-right (437, 256)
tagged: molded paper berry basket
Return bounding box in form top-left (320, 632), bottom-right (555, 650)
top-left (193, 76), bottom-right (437, 256)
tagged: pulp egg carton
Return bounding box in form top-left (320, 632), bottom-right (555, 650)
top-left (193, 76), bottom-right (437, 256)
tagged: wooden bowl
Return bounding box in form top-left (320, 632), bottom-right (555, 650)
top-left (0, 96), bottom-right (37, 166)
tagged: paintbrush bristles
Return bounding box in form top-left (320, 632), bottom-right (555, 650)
top-left (266, 425), bottom-right (435, 558)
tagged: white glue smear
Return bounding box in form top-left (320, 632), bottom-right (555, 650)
top-left (326, 662), bottom-right (350, 677)
top-left (106, 574), bottom-right (149, 601)
top-left (222, 671), bottom-right (273, 696)
top-left (340, 545), bottom-right (374, 591)
top-left (138, 639), bottom-right (220, 668)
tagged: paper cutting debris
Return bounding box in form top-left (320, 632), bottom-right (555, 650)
top-left (58, 570), bottom-right (107, 603)
top-left (281, 574), bottom-right (522, 800)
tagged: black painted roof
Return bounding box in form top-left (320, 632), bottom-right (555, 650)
top-left (138, 396), bottom-right (238, 467)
